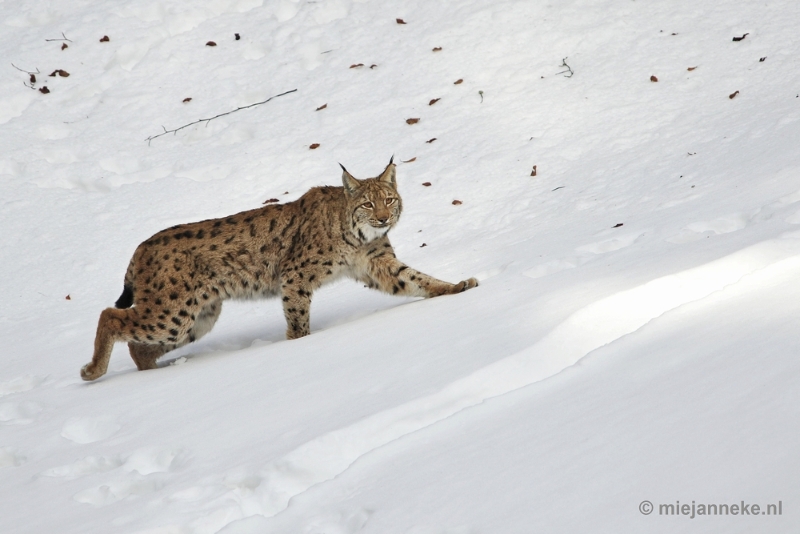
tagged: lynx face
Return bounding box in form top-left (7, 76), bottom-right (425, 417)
top-left (342, 162), bottom-right (403, 243)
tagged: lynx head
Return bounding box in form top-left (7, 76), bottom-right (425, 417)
top-left (341, 157), bottom-right (403, 243)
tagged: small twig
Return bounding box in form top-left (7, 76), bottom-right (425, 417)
top-left (45, 32), bottom-right (72, 42)
top-left (556, 57), bottom-right (574, 78)
top-left (11, 63), bottom-right (39, 75)
top-left (145, 89), bottom-right (298, 144)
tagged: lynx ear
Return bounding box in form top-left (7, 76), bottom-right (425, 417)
top-left (378, 156), bottom-right (397, 186)
top-left (340, 163), bottom-right (360, 196)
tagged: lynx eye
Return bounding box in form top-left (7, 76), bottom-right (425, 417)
top-left (361, 201), bottom-right (374, 209)
top-left (384, 198), bottom-right (396, 206)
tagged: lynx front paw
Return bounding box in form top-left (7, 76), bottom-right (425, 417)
top-left (454, 277), bottom-right (479, 293)
top-left (285, 327), bottom-right (310, 340)
top-left (80, 363), bottom-right (105, 381)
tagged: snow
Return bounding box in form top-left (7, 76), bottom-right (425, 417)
top-left (1, 0), bottom-right (799, 532)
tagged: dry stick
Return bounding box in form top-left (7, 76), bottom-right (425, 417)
top-left (45, 32), bottom-right (72, 42)
top-left (145, 88), bottom-right (298, 144)
top-left (11, 63), bottom-right (39, 75)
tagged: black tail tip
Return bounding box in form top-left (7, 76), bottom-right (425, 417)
top-left (115, 285), bottom-right (134, 308)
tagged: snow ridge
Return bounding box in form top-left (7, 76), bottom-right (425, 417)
top-left (213, 233), bottom-right (800, 531)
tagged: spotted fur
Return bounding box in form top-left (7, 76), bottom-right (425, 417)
top-left (81, 159), bottom-right (478, 381)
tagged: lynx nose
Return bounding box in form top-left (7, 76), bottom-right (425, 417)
top-left (376, 216), bottom-right (389, 224)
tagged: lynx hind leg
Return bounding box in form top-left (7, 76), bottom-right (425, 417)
top-left (82, 297), bottom-right (212, 381)
top-left (126, 301), bottom-right (222, 371)
top-left (188, 301), bottom-right (222, 343)
top-left (82, 307), bottom-right (141, 381)
top-left (128, 342), bottom-right (166, 371)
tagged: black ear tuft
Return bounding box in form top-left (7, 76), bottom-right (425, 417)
top-left (389, 155), bottom-right (394, 166)
top-left (341, 164), bottom-right (360, 195)
top-left (378, 159), bottom-right (397, 185)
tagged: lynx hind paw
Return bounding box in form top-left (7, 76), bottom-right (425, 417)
top-left (456, 277), bottom-right (479, 293)
top-left (80, 363), bottom-right (103, 381)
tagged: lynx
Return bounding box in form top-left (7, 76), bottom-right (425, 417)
top-left (81, 158), bottom-right (478, 381)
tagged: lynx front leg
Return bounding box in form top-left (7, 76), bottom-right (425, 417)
top-left (364, 255), bottom-right (478, 298)
top-left (281, 280), bottom-right (313, 340)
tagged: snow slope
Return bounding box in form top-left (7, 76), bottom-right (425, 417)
top-left (1, 0), bottom-right (799, 532)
